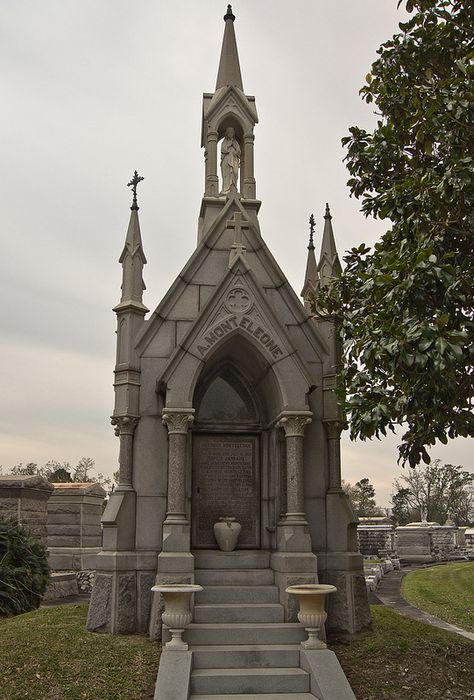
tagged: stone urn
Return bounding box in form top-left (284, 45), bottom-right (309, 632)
top-left (151, 584), bottom-right (203, 650)
top-left (213, 516), bottom-right (242, 551)
top-left (286, 583), bottom-right (337, 649)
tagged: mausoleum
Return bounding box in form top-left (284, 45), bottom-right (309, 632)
top-left (87, 6), bottom-right (370, 640)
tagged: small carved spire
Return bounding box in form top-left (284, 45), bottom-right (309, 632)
top-left (216, 3), bottom-right (243, 90)
top-left (127, 170), bottom-right (144, 211)
top-left (301, 213), bottom-right (319, 304)
top-left (308, 213), bottom-right (315, 250)
top-left (318, 202), bottom-right (341, 288)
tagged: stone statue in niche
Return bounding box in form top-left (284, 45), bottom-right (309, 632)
top-left (220, 126), bottom-right (241, 194)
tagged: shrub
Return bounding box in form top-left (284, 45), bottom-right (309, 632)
top-left (0, 519), bottom-right (50, 617)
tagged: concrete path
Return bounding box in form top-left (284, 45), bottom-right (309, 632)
top-left (374, 565), bottom-right (474, 642)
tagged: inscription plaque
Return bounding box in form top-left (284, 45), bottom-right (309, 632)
top-left (192, 434), bottom-right (260, 548)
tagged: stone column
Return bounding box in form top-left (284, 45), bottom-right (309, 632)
top-left (272, 411), bottom-right (318, 621)
top-left (111, 415), bottom-right (139, 490)
top-left (162, 409), bottom-right (194, 524)
top-left (278, 412), bottom-right (312, 523)
top-left (323, 420), bottom-right (344, 491)
top-left (205, 130), bottom-right (219, 196)
top-left (242, 132), bottom-right (256, 199)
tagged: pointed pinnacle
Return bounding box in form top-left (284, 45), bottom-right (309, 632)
top-left (308, 213), bottom-right (315, 250)
top-left (224, 4), bottom-right (235, 21)
top-left (324, 202), bottom-right (332, 220)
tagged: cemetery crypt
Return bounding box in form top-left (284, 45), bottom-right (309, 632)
top-left (87, 6), bottom-right (371, 638)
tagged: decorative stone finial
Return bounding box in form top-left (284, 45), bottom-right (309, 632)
top-left (224, 4), bottom-right (235, 21)
top-left (127, 170), bottom-right (144, 211)
top-left (324, 202), bottom-right (332, 220)
top-left (308, 214), bottom-right (315, 250)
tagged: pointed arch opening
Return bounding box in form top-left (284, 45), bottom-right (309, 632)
top-left (190, 333), bottom-right (282, 550)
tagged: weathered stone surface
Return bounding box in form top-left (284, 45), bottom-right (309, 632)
top-left (137, 572), bottom-right (155, 634)
top-left (86, 574), bottom-right (113, 632)
top-left (43, 572), bottom-right (79, 601)
top-left (0, 475), bottom-right (53, 545)
top-left (117, 573), bottom-right (136, 633)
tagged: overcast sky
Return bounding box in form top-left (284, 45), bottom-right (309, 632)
top-left (1, 1), bottom-right (471, 507)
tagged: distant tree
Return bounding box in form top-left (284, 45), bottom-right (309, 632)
top-left (72, 457), bottom-right (95, 482)
top-left (391, 487), bottom-right (413, 525)
top-left (314, 0), bottom-right (474, 467)
top-left (4, 458), bottom-right (112, 490)
top-left (343, 478), bottom-right (382, 517)
top-left (391, 460), bottom-right (474, 524)
top-left (10, 463), bottom-right (38, 476)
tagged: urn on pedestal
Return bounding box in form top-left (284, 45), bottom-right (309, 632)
top-left (151, 584), bottom-right (203, 650)
top-left (286, 583), bottom-right (337, 649)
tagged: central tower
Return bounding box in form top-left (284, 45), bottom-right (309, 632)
top-left (86, 6), bottom-right (371, 641)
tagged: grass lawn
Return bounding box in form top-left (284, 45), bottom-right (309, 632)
top-left (402, 561), bottom-right (474, 632)
top-left (0, 604), bottom-right (159, 699)
top-left (332, 606), bottom-right (474, 700)
top-left (0, 603), bottom-right (472, 699)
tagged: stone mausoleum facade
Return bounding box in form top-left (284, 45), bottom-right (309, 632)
top-left (87, 7), bottom-right (370, 638)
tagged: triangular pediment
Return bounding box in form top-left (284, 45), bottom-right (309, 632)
top-left (156, 259), bottom-right (319, 411)
top-left (204, 85), bottom-right (258, 126)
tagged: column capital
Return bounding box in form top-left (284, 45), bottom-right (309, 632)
top-left (111, 415), bottom-right (139, 437)
top-left (162, 408), bottom-right (195, 434)
top-left (277, 411), bottom-right (313, 437)
top-left (322, 419), bottom-right (346, 440)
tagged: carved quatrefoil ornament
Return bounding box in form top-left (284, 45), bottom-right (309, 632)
top-left (225, 287), bottom-right (252, 314)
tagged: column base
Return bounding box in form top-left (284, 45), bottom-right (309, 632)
top-left (162, 521), bottom-right (191, 552)
top-left (276, 521), bottom-right (312, 552)
top-left (271, 551), bottom-right (318, 622)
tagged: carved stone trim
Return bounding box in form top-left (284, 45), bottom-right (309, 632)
top-left (322, 420), bottom-right (345, 440)
top-left (162, 409), bottom-right (195, 435)
top-left (277, 412), bottom-right (313, 437)
top-left (111, 415), bottom-right (140, 437)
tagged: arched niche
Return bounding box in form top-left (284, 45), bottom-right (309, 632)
top-left (190, 336), bottom-right (280, 550)
top-left (194, 366), bottom-right (260, 429)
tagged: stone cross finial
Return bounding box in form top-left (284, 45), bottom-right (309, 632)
top-left (308, 214), bottom-right (315, 250)
top-left (228, 212), bottom-right (249, 266)
top-left (127, 170), bottom-right (144, 211)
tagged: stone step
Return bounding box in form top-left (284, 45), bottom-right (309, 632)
top-left (189, 695), bottom-right (316, 700)
top-left (195, 568), bottom-right (274, 586)
top-left (167, 622), bottom-right (306, 646)
top-left (196, 585), bottom-right (279, 604)
top-left (194, 603), bottom-right (284, 624)
top-left (193, 550), bottom-right (271, 570)
top-left (191, 667), bottom-right (310, 695)
top-left (191, 644), bottom-right (301, 669)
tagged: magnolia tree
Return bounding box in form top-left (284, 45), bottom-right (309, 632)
top-left (314, 0), bottom-right (473, 466)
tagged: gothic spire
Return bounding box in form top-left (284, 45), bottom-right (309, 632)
top-left (216, 5), bottom-right (243, 91)
top-left (301, 213), bottom-right (319, 304)
top-left (318, 203), bottom-right (342, 288)
top-left (114, 172), bottom-right (148, 313)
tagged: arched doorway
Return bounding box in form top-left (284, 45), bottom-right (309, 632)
top-left (191, 365), bottom-right (263, 548)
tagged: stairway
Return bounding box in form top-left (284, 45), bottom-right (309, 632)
top-left (183, 550), bottom-right (317, 699)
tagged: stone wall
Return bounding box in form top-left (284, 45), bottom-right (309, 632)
top-left (357, 518), bottom-right (395, 556)
top-left (47, 482), bottom-right (106, 572)
top-left (395, 522), bottom-right (462, 561)
top-left (0, 475), bottom-right (53, 545)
